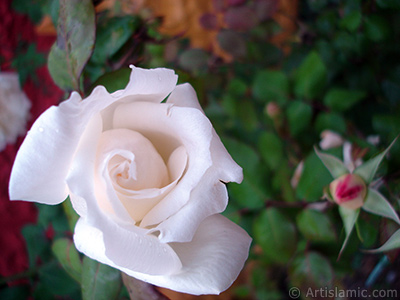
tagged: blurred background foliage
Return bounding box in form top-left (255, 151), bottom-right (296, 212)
top-left (2, 0), bottom-right (400, 299)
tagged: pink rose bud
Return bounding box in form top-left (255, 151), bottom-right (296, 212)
top-left (329, 174), bottom-right (367, 210)
top-left (265, 101), bottom-right (281, 118)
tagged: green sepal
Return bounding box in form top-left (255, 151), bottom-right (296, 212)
top-left (365, 228), bottom-right (400, 253)
top-left (62, 196), bottom-right (79, 232)
top-left (51, 238), bottom-right (83, 283)
top-left (354, 137), bottom-right (397, 184)
top-left (362, 188), bottom-right (400, 225)
top-left (314, 147), bottom-right (349, 179)
top-left (338, 206), bottom-right (360, 258)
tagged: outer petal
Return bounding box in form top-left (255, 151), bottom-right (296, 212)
top-left (168, 83), bottom-right (243, 182)
top-left (10, 92), bottom-right (85, 204)
top-left (74, 217), bottom-right (183, 276)
top-left (125, 214), bottom-right (251, 295)
top-left (167, 83), bottom-right (204, 111)
top-left (9, 66), bottom-right (178, 204)
top-left (121, 65), bottom-right (178, 102)
top-left (149, 83), bottom-right (243, 242)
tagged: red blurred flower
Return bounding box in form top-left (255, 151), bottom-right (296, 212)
top-left (0, 0), bottom-right (62, 280)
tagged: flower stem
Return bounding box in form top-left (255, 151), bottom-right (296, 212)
top-left (121, 272), bottom-right (170, 300)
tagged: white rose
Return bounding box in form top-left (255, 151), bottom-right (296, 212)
top-left (0, 72), bottom-right (31, 151)
top-left (9, 66), bottom-right (251, 295)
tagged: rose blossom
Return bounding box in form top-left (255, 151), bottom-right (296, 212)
top-left (329, 174), bottom-right (367, 210)
top-left (9, 66), bottom-right (251, 295)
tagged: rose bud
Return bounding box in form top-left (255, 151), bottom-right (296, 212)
top-left (319, 130), bottom-right (344, 150)
top-left (329, 174), bottom-right (367, 210)
top-left (265, 101), bottom-right (281, 119)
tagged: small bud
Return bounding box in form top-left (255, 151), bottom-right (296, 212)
top-left (319, 130), bottom-right (344, 150)
top-left (329, 174), bottom-right (367, 210)
top-left (266, 101), bottom-right (281, 118)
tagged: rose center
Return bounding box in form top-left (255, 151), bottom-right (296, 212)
top-left (98, 129), bottom-right (170, 191)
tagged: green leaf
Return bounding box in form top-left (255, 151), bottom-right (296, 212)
top-left (364, 15), bottom-right (390, 42)
top-left (258, 132), bottom-right (283, 170)
top-left (52, 238), bottom-right (82, 283)
top-left (338, 206), bottom-right (360, 258)
top-left (323, 88), bottom-right (366, 111)
top-left (355, 216), bottom-right (379, 247)
top-left (21, 225), bottom-right (48, 268)
top-left (376, 0), bottom-right (400, 9)
top-left (296, 152), bottom-right (335, 202)
top-left (287, 100), bottom-right (312, 136)
top-left (296, 209), bottom-right (336, 242)
top-left (228, 78), bottom-right (247, 97)
top-left (38, 262), bottom-right (81, 298)
top-left (340, 11), bottom-right (362, 32)
top-left (91, 68), bottom-right (131, 93)
top-left (48, 0), bottom-right (95, 91)
top-left (373, 115), bottom-right (400, 141)
top-left (314, 147), bottom-right (349, 179)
top-left (91, 16), bottom-right (139, 64)
top-left (294, 51), bottom-right (327, 99)
top-left (362, 189), bottom-right (400, 225)
top-left (315, 112), bottom-right (347, 134)
top-left (252, 70), bottom-right (289, 104)
top-left (365, 229), bottom-right (400, 253)
top-left (81, 257), bottom-right (122, 300)
top-left (222, 137), bottom-right (260, 174)
top-left (229, 178), bottom-right (266, 210)
top-left (11, 44), bottom-right (46, 84)
top-left (253, 208), bottom-right (297, 264)
top-left (354, 138), bottom-right (397, 184)
top-left (238, 100), bottom-right (258, 131)
top-left (289, 252), bottom-right (334, 293)
top-left (272, 164), bottom-right (296, 202)
top-left (0, 286), bottom-right (30, 299)
top-left (12, 0), bottom-right (45, 23)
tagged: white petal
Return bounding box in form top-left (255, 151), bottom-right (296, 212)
top-left (166, 146), bottom-right (188, 182)
top-left (210, 132), bottom-right (243, 183)
top-left (143, 84), bottom-right (242, 240)
top-left (73, 217), bottom-right (183, 276)
top-left (9, 85), bottom-right (119, 204)
top-left (151, 169), bottom-right (228, 243)
top-left (167, 83), bottom-right (204, 111)
top-left (66, 113), bottom-right (183, 275)
top-left (67, 113), bottom-right (103, 218)
top-left (149, 133), bottom-right (243, 243)
top-left (120, 146), bottom-right (187, 225)
top-left (168, 83), bottom-right (242, 183)
top-left (114, 65), bottom-right (177, 103)
top-left (97, 129), bottom-right (169, 190)
top-left (113, 102), bottom-right (213, 226)
top-left (9, 66), bottom-right (177, 204)
top-left (126, 214), bottom-right (252, 295)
